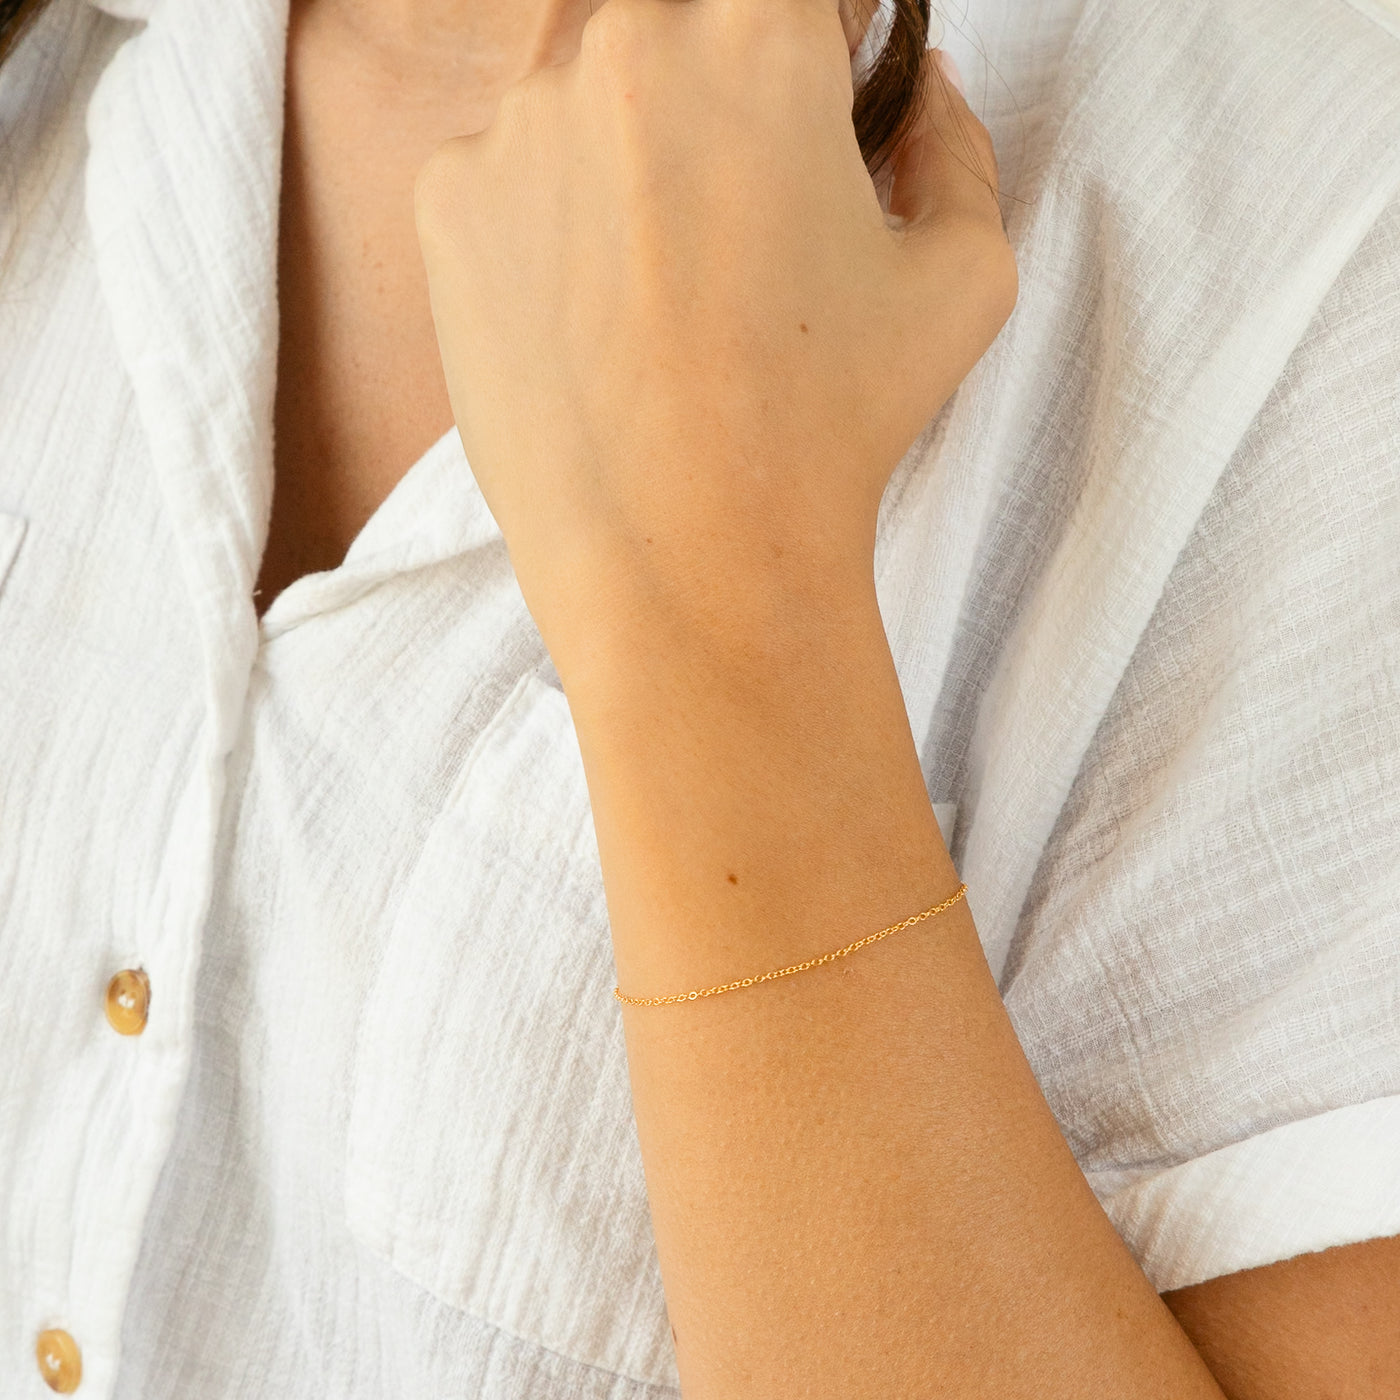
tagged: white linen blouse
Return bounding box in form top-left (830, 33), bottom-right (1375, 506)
top-left (2, 0), bottom-right (1398, 1393)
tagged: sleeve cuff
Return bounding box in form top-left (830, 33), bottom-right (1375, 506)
top-left (1084, 1093), bottom-right (1400, 1292)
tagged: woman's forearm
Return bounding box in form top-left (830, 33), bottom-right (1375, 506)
top-left (412, 5), bottom-right (1225, 1390)
top-left (563, 562), bottom-right (1226, 1400)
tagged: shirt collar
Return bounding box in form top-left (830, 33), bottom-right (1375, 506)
top-left (84, 0), bottom-right (289, 741)
top-left (83, 0), bottom-right (504, 669)
top-left (85, 0), bottom-right (155, 20)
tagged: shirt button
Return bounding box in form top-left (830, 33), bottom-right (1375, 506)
top-left (35, 1329), bottom-right (82, 1393)
top-left (104, 968), bottom-right (151, 1036)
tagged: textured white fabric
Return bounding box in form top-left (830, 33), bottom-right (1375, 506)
top-left (1, 0), bottom-right (1398, 1394)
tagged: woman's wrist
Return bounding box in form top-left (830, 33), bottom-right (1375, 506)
top-left (542, 535), bottom-right (885, 721)
top-left (551, 553), bottom-right (950, 1010)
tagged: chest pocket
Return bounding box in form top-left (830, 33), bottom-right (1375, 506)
top-left (0, 512), bottom-right (27, 595)
top-left (343, 669), bottom-right (680, 1390)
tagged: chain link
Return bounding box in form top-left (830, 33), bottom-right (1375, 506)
top-left (614, 882), bottom-right (968, 1007)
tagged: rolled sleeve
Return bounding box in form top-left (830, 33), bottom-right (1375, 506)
top-left (1088, 1096), bottom-right (1400, 1291)
top-left (1004, 194), bottom-right (1400, 1290)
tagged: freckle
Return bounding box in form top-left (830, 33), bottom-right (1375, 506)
top-left (645, 537), bottom-right (652, 544)
top-left (727, 873), bottom-right (738, 885)
top-left (799, 322), bottom-right (809, 334)
top-left (772, 543), bottom-right (784, 559)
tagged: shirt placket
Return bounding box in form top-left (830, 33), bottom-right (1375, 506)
top-left (20, 0), bottom-right (293, 1391)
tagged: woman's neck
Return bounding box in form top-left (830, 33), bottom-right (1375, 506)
top-left (293, 0), bottom-right (872, 121)
top-left (291, 0), bottom-right (591, 122)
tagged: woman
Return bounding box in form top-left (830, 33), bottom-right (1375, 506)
top-left (1, 0), bottom-right (1397, 1394)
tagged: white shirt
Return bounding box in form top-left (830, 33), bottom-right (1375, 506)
top-left (2, 0), bottom-right (1398, 1393)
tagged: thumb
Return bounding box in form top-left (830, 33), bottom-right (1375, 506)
top-left (886, 48), bottom-right (1004, 234)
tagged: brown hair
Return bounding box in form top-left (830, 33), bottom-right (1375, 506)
top-left (852, 0), bottom-right (934, 176)
top-left (0, 0), bottom-right (933, 175)
top-left (0, 0), bottom-right (45, 62)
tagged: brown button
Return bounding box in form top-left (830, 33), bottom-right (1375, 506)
top-left (35, 1328), bottom-right (82, 1393)
top-left (104, 968), bottom-right (151, 1036)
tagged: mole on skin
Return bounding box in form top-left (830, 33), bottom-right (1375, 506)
top-left (727, 873), bottom-right (738, 885)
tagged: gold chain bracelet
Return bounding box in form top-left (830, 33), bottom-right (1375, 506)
top-left (613, 881), bottom-right (968, 1007)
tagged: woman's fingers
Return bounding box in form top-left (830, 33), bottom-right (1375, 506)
top-left (888, 49), bottom-right (1004, 232)
top-left (415, 0), bottom-right (1020, 647)
top-left (885, 48), bottom-right (1018, 341)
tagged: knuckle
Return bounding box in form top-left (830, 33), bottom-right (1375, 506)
top-left (714, 0), bottom-right (806, 39)
top-left (413, 137), bottom-right (471, 240)
top-left (971, 222), bottom-right (1019, 322)
top-left (722, 0), bottom-right (838, 70)
top-left (491, 71), bottom-right (535, 129)
top-left (579, 0), bottom-right (650, 79)
top-left (921, 210), bottom-right (1019, 321)
top-left (713, 0), bottom-right (783, 42)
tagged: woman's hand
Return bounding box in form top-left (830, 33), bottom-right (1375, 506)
top-left (414, 0), bottom-right (1015, 681)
